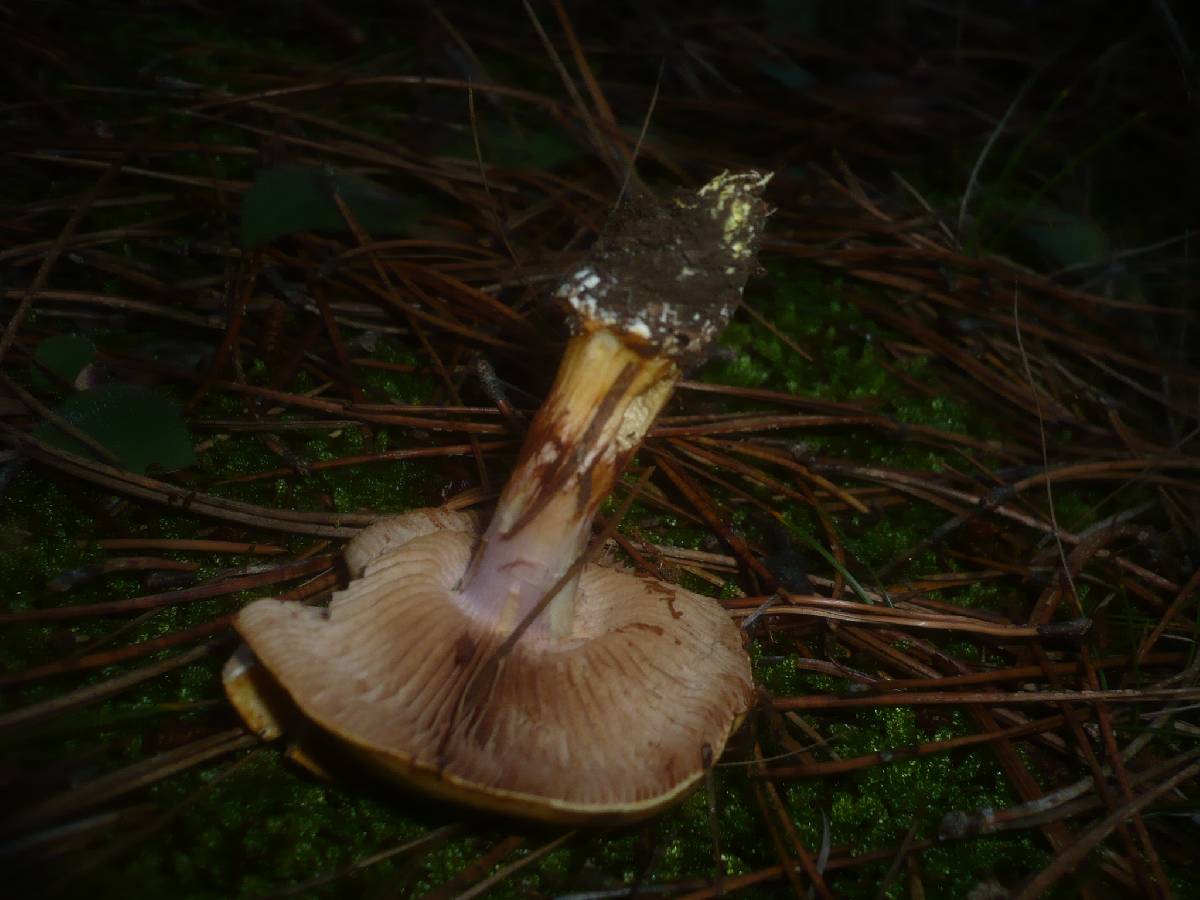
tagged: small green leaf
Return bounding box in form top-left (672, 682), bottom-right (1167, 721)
top-left (1018, 203), bottom-right (1110, 268)
top-left (240, 165), bottom-right (425, 247)
top-left (483, 124), bottom-right (578, 170)
top-left (32, 334), bottom-right (96, 391)
top-left (758, 60), bottom-right (816, 90)
top-left (35, 384), bottom-right (196, 474)
top-left (764, 0), bottom-right (819, 35)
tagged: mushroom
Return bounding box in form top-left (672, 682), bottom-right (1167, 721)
top-left (224, 171), bottom-right (771, 823)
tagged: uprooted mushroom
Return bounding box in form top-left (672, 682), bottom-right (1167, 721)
top-left (224, 171), bottom-right (772, 823)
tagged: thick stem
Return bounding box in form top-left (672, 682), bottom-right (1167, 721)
top-left (456, 328), bottom-right (677, 638)
top-left (453, 170), bottom-right (771, 641)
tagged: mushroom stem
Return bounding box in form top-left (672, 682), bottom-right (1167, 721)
top-left (456, 170), bottom-right (773, 642)
top-left (458, 327), bottom-right (676, 638)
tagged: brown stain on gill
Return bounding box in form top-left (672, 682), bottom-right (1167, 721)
top-left (453, 632), bottom-right (476, 666)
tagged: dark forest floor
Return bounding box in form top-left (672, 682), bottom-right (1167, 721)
top-left (2, 2), bottom-right (1199, 897)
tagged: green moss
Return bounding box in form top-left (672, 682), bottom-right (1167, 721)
top-left (703, 264), bottom-right (996, 465)
top-left (769, 706), bottom-right (1046, 899)
top-left (73, 751), bottom-right (442, 899)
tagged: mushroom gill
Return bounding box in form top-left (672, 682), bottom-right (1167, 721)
top-left (225, 171), bottom-right (771, 823)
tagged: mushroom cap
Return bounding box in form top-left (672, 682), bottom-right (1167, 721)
top-left (223, 644), bottom-right (288, 741)
top-left (230, 511), bottom-right (754, 824)
top-left (343, 507), bottom-right (479, 579)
